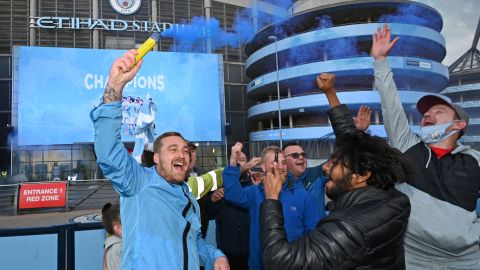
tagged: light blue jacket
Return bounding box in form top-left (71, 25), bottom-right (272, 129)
top-left (91, 102), bottom-right (224, 270)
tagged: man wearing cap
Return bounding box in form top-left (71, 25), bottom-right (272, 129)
top-left (372, 25), bottom-right (480, 269)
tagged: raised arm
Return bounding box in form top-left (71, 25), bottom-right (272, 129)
top-left (316, 73), bottom-right (357, 140)
top-left (372, 24), bottom-right (420, 152)
top-left (103, 50), bottom-right (143, 104)
top-left (222, 142), bottom-right (257, 208)
top-left (91, 50), bottom-right (149, 196)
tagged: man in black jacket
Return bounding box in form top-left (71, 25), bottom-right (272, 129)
top-left (260, 75), bottom-right (412, 270)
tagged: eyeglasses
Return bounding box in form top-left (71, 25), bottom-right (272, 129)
top-left (286, 152), bottom-right (307, 159)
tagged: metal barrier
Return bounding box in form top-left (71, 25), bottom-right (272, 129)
top-left (0, 179), bottom-right (119, 216)
top-left (0, 184), bottom-right (17, 215)
top-left (0, 221), bottom-right (104, 270)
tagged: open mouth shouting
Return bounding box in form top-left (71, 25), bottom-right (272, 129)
top-left (423, 120), bottom-right (435, 126)
top-left (173, 159), bottom-right (187, 174)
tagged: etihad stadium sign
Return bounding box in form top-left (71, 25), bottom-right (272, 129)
top-left (31, 17), bottom-right (183, 32)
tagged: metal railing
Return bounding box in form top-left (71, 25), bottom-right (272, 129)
top-left (441, 83), bottom-right (480, 94)
top-left (0, 179), bottom-right (119, 216)
top-left (454, 100), bottom-right (480, 108)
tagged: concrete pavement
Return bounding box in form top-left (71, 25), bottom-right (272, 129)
top-left (0, 209), bottom-right (101, 229)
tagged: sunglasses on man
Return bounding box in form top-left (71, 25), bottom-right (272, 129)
top-left (286, 152), bottom-right (307, 159)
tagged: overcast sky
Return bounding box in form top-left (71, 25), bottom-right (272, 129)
top-left (418, 0), bottom-right (480, 66)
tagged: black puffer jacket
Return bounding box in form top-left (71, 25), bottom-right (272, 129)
top-left (261, 186), bottom-right (410, 270)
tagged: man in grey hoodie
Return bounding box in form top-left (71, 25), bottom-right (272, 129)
top-left (372, 24), bottom-right (480, 269)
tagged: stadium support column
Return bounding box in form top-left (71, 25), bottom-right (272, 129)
top-left (268, 35), bottom-right (283, 148)
top-left (204, 0), bottom-right (212, 53)
top-left (29, 0), bottom-right (36, 46)
top-left (152, 0), bottom-right (158, 51)
top-left (288, 88), bottom-right (293, 128)
top-left (93, 0), bottom-right (99, 48)
top-left (252, 0), bottom-right (258, 32)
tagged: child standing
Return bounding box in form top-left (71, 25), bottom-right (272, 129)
top-left (102, 203), bottom-right (122, 270)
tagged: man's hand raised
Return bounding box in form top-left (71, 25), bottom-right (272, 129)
top-left (229, 142), bottom-right (243, 166)
top-left (103, 49), bottom-right (143, 103)
top-left (240, 157), bottom-right (261, 174)
top-left (354, 106), bottom-right (372, 131)
top-left (316, 73), bottom-right (340, 108)
top-left (371, 24), bottom-right (399, 61)
top-left (316, 73), bottom-right (336, 94)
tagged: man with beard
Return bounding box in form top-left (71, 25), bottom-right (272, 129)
top-left (92, 50), bottom-right (229, 270)
top-left (372, 25), bottom-right (480, 268)
top-left (259, 82), bottom-right (412, 269)
top-left (283, 74), bottom-right (371, 218)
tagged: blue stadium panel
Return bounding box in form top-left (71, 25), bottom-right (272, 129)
top-left (247, 57), bottom-right (448, 98)
top-left (248, 91), bottom-right (428, 120)
top-left (245, 1), bottom-right (443, 56)
top-left (246, 23), bottom-right (446, 77)
top-left (442, 83), bottom-right (480, 95)
top-left (249, 125), bottom-right (421, 142)
top-left (245, 1), bottom-right (447, 142)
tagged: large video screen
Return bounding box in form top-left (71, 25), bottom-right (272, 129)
top-left (14, 46), bottom-right (223, 145)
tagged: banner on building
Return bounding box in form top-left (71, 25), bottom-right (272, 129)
top-left (13, 46), bottom-right (224, 145)
top-left (18, 182), bottom-right (67, 209)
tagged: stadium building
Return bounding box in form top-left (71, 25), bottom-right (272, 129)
top-left (0, 0), bottom-right (276, 181)
top-left (245, 0), bottom-right (449, 161)
top-left (441, 18), bottom-right (480, 150)
top-left (1, 0), bottom-right (469, 180)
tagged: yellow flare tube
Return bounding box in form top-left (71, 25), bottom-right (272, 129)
top-left (135, 32), bottom-right (161, 64)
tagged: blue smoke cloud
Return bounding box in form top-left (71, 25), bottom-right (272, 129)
top-left (315, 16), bottom-right (359, 60)
top-left (316, 15), bottom-right (333, 29)
top-left (161, 1), bottom-right (294, 52)
top-left (378, 3), bottom-right (441, 29)
top-left (379, 4), bottom-right (443, 59)
top-left (286, 15), bottom-right (360, 67)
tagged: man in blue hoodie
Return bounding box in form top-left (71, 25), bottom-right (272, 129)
top-left (223, 142), bottom-right (321, 270)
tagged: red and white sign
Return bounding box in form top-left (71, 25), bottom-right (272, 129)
top-left (18, 182), bottom-right (67, 209)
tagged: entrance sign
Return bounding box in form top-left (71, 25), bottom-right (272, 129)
top-left (18, 182), bottom-right (67, 209)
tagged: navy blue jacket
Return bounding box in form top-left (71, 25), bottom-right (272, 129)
top-left (207, 176), bottom-right (251, 257)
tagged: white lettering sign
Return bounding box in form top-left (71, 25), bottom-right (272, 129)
top-left (32, 16), bottom-right (183, 33)
top-left (84, 73), bottom-right (165, 91)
